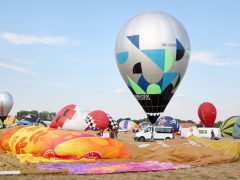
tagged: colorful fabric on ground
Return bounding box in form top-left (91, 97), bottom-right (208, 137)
top-left (0, 126), bottom-right (129, 162)
top-left (36, 161), bottom-right (190, 174)
top-left (189, 136), bottom-right (240, 160)
top-left (0, 115), bottom-right (18, 127)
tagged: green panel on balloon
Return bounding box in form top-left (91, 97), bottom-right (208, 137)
top-left (147, 84), bottom-right (161, 94)
top-left (186, 50), bottom-right (191, 58)
top-left (164, 49), bottom-right (173, 72)
top-left (127, 76), bottom-right (146, 94)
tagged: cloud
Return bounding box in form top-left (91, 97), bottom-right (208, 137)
top-left (0, 58), bottom-right (38, 75)
top-left (225, 42), bottom-right (240, 47)
top-left (114, 88), bottom-right (126, 94)
top-left (0, 32), bottom-right (69, 45)
top-left (191, 51), bottom-right (240, 66)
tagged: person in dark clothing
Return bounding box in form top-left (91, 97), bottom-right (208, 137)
top-left (211, 130), bottom-right (215, 139)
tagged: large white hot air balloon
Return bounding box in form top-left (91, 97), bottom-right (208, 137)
top-left (115, 11), bottom-right (191, 124)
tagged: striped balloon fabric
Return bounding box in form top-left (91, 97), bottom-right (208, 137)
top-left (220, 116), bottom-right (240, 137)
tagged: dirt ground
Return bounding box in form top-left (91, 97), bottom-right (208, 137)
top-left (0, 131), bottom-right (239, 179)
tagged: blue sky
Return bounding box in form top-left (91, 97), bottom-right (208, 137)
top-left (0, 0), bottom-right (240, 122)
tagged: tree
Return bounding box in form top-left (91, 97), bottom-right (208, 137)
top-left (16, 110), bottom-right (56, 121)
top-left (39, 111), bottom-right (55, 121)
top-left (16, 110), bottom-right (37, 119)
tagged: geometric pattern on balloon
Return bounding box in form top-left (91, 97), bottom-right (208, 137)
top-left (176, 39), bottom-right (185, 61)
top-left (127, 35), bottom-right (139, 49)
top-left (127, 70), bottom-right (179, 95)
top-left (116, 52), bottom-right (129, 64)
top-left (141, 49), bottom-right (173, 72)
top-left (137, 75), bottom-right (150, 92)
top-left (158, 72), bottom-right (179, 92)
top-left (117, 34), bottom-right (179, 95)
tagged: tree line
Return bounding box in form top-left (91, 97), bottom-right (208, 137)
top-left (14, 111), bottom-right (223, 127)
top-left (15, 110), bottom-right (56, 121)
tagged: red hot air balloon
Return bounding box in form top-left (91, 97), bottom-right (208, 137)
top-left (85, 110), bottom-right (110, 131)
top-left (198, 102), bottom-right (217, 127)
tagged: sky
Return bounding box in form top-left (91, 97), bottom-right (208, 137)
top-left (0, 0), bottom-right (240, 122)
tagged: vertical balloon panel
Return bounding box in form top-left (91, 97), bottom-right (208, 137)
top-left (115, 12), bottom-right (190, 124)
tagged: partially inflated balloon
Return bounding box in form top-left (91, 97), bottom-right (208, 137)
top-left (0, 92), bottom-right (14, 125)
top-left (119, 120), bottom-right (139, 131)
top-left (155, 116), bottom-right (180, 132)
top-left (115, 12), bottom-right (190, 124)
top-left (198, 102), bottom-right (217, 127)
top-left (50, 104), bottom-right (88, 130)
top-left (85, 110), bottom-right (110, 131)
top-left (220, 116), bottom-right (239, 137)
top-left (106, 114), bottom-right (118, 131)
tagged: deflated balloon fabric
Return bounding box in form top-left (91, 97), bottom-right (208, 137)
top-left (0, 126), bottom-right (129, 162)
top-left (37, 161), bottom-right (191, 174)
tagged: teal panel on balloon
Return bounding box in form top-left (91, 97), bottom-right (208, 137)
top-left (161, 72), bottom-right (179, 91)
top-left (141, 49), bottom-right (165, 70)
top-left (116, 52), bottom-right (129, 64)
top-left (127, 35), bottom-right (139, 49)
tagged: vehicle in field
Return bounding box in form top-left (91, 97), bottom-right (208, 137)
top-left (134, 126), bottom-right (174, 142)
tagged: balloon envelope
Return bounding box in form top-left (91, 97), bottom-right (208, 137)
top-left (50, 104), bottom-right (88, 130)
top-left (85, 110), bottom-right (110, 131)
top-left (119, 120), bottom-right (139, 131)
top-left (106, 114), bottom-right (118, 131)
top-left (233, 117), bottom-right (240, 139)
top-left (0, 91), bottom-right (14, 119)
top-left (155, 116), bottom-right (180, 132)
top-left (220, 116), bottom-right (240, 137)
top-left (115, 11), bottom-right (190, 124)
top-left (139, 121), bottom-right (152, 129)
top-left (198, 102), bottom-right (217, 127)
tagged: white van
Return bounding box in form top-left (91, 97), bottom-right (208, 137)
top-left (197, 127), bottom-right (221, 139)
top-left (134, 126), bottom-right (174, 142)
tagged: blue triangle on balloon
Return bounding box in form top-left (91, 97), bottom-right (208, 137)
top-left (141, 49), bottom-right (165, 70)
top-left (176, 39), bottom-right (185, 61)
top-left (116, 52), bottom-right (128, 64)
top-left (127, 35), bottom-right (139, 49)
top-left (176, 39), bottom-right (184, 50)
top-left (160, 72), bottom-right (179, 91)
top-left (137, 75), bottom-right (150, 92)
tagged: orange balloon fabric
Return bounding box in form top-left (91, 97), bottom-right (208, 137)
top-left (0, 126), bottom-right (129, 162)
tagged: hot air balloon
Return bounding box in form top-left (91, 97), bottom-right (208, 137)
top-left (233, 117), bottom-right (240, 139)
top-left (0, 91), bottom-right (14, 128)
top-left (198, 102), bottom-right (217, 127)
top-left (50, 104), bottom-right (88, 130)
top-left (155, 116), bottom-right (180, 132)
top-left (139, 121), bottom-right (152, 129)
top-left (119, 119), bottom-right (139, 131)
top-left (106, 115), bottom-right (118, 131)
top-left (115, 11), bottom-right (191, 124)
top-left (85, 110), bottom-right (110, 131)
top-left (220, 116), bottom-right (240, 137)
